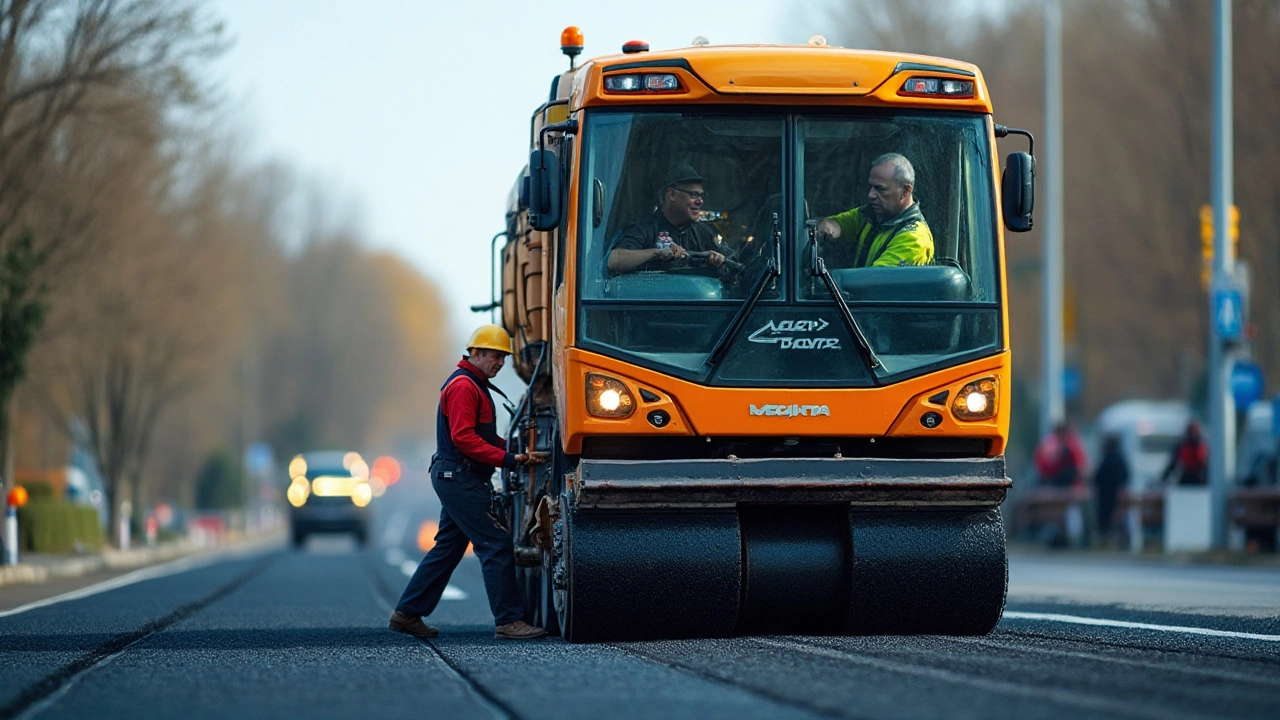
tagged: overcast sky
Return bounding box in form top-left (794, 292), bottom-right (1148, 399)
top-left (210, 0), bottom-right (814, 352)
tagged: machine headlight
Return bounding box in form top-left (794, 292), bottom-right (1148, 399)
top-left (586, 373), bottom-right (635, 418)
top-left (951, 377), bottom-right (998, 421)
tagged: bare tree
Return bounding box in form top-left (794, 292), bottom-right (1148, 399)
top-left (0, 0), bottom-right (223, 487)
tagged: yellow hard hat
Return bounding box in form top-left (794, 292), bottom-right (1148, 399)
top-left (467, 324), bottom-right (513, 355)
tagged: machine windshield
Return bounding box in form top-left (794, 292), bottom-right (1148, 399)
top-left (577, 109), bottom-right (1001, 386)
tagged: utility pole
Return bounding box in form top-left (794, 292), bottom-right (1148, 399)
top-left (1041, 0), bottom-right (1065, 439)
top-left (1207, 0), bottom-right (1235, 550)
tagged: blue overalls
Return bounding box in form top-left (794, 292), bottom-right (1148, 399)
top-left (395, 366), bottom-right (524, 625)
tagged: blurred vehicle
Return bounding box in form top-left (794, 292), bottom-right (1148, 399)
top-left (285, 450), bottom-right (373, 548)
top-left (1094, 400), bottom-right (1193, 490)
top-left (1238, 400), bottom-right (1277, 486)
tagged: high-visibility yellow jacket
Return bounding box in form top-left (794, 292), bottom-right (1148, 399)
top-left (827, 202), bottom-right (934, 267)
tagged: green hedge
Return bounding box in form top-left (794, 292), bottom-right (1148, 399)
top-left (17, 501), bottom-right (103, 553)
top-left (22, 481), bottom-right (57, 502)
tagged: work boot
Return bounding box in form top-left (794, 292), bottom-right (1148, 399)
top-left (495, 620), bottom-right (547, 640)
top-left (389, 610), bottom-right (439, 639)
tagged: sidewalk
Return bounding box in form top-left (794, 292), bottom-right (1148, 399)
top-left (1008, 540), bottom-right (1280, 568)
top-left (0, 530), bottom-right (285, 588)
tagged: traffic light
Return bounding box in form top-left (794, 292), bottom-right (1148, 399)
top-left (1199, 204), bottom-right (1239, 290)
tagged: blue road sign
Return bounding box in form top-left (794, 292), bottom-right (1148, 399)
top-left (1213, 288), bottom-right (1243, 341)
top-left (1063, 365), bottom-right (1083, 402)
top-left (1230, 360), bottom-right (1265, 408)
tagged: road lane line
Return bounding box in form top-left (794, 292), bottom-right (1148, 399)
top-left (1002, 611), bottom-right (1280, 642)
top-left (382, 510), bottom-right (410, 548)
top-left (0, 541), bottom-right (276, 619)
top-left (756, 638), bottom-right (1204, 720)
top-left (396, 560), bottom-right (467, 599)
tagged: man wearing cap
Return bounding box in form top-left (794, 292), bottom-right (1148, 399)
top-left (389, 324), bottom-right (548, 641)
top-left (815, 152), bottom-right (934, 268)
top-left (607, 164), bottom-right (736, 275)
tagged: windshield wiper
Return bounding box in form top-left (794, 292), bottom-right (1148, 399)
top-left (704, 212), bottom-right (782, 370)
top-left (806, 224), bottom-right (882, 372)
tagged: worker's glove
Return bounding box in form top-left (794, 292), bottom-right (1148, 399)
top-left (516, 451), bottom-right (550, 466)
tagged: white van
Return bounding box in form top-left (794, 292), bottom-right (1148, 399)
top-left (1237, 400), bottom-right (1276, 485)
top-left (1094, 400), bottom-right (1194, 490)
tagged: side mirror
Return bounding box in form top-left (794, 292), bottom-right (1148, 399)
top-left (528, 149), bottom-right (561, 231)
top-left (518, 173), bottom-right (530, 212)
top-left (1001, 151), bottom-right (1034, 233)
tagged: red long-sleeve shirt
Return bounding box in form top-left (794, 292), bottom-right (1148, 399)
top-left (441, 359), bottom-right (515, 469)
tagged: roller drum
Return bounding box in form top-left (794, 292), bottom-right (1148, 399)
top-left (564, 509), bottom-right (741, 641)
top-left (847, 508), bottom-right (1007, 635)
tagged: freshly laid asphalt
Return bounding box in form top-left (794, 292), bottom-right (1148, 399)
top-left (1, 480), bottom-right (1277, 720)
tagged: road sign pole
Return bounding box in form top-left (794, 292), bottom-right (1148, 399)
top-left (1040, 0), bottom-right (1065, 439)
top-left (1207, 0), bottom-right (1234, 550)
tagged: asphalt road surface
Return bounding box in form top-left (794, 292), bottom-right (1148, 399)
top-left (1, 482), bottom-right (1277, 719)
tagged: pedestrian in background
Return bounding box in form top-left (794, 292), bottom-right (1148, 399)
top-left (1092, 434), bottom-right (1129, 547)
top-left (1034, 421), bottom-right (1087, 488)
top-left (389, 324), bottom-right (548, 641)
top-left (1161, 421), bottom-right (1208, 486)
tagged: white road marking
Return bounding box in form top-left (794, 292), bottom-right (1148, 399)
top-left (1002, 611), bottom-right (1280, 642)
top-left (384, 547), bottom-right (407, 566)
top-left (396, 559), bottom-right (467, 600)
top-left (0, 542), bottom-right (272, 619)
top-left (382, 510), bottom-right (410, 548)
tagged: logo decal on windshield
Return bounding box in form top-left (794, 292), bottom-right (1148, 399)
top-left (749, 404), bottom-right (831, 417)
top-left (747, 318), bottom-right (841, 350)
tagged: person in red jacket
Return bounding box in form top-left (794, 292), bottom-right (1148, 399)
top-left (390, 325), bottom-right (547, 641)
top-left (1162, 421), bottom-right (1209, 486)
top-left (1034, 421), bottom-right (1087, 488)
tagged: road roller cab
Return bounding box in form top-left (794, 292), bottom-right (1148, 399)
top-left (477, 30), bottom-right (1033, 641)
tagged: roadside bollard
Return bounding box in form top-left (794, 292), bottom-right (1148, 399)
top-left (5, 486), bottom-right (29, 566)
top-left (118, 500), bottom-right (132, 551)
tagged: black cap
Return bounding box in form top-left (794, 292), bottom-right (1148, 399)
top-left (661, 164), bottom-right (706, 190)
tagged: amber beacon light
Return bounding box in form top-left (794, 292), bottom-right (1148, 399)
top-left (561, 26), bottom-right (584, 67)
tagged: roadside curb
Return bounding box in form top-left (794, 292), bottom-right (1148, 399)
top-left (0, 530), bottom-right (286, 588)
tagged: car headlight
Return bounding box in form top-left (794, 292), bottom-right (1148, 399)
top-left (586, 373), bottom-right (635, 418)
top-left (287, 478), bottom-right (310, 507)
top-left (351, 482), bottom-right (372, 507)
top-left (951, 377), bottom-right (998, 421)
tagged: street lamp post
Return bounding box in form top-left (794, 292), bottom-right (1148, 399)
top-left (1041, 0), bottom-right (1065, 439)
top-left (1207, 0), bottom-right (1235, 550)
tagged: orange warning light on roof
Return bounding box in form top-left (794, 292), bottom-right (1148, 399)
top-left (561, 26), bottom-right (584, 59)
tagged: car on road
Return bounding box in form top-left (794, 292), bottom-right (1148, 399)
top-left (286, 450), bottom-right (373, 548)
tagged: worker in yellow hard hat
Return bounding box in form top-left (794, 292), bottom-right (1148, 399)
top-left (390, 324), bottom-right (549, 641)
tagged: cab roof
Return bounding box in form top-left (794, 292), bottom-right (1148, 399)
top-left (563, 43), bottom-right (990, 112)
